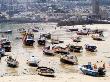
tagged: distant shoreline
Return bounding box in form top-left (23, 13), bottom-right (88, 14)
top-left (0, 20), bottom-right (110, 26)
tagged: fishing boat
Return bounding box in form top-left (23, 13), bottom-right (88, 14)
top-left (42, 33), bottom-right (51, 39)
top-left (91, 35), bottom-right (104, 41)
top-left (79, 63), bottom-right (106, 77)
top-left (66, 26), bottom-right (78, 32)
top-left (76, 28), bottom-right (89, 35)
top-left (51, 39), bottom-right (64, 44)
top-left (5, 56), bottom-right (19, 68)
top-left (32, 28), bottom-right (39, 32)
top-left (60, 55), bottom-right (78, 65)
top-left (27, 56), bottom-right (39, 67)
top-left (68, 45), bottom-right (83, 53)
top-left (43, 46), bottom-right (55, 56)
top-left (23, 33), bottom-right (35, 46)
top-left (37, 36), bottom-right (46, 45)
top-left (17, 28), bottom-right (26, 36)
top-left (0, 30), bottom-right (12, 34)
top-left (53, 46), bottom-right (69, 54)
top-left (85, 44), bottom-right (97, 52)
top-left (73, 46), bottom-right (83, 52)
top-left (72, 36), bottom-right (81, 42)
top-left (0, 47), bottom-right (5, 57)
top-left (37, 67), bottom-right (55, 77)
top-left (0, 38), bottom-right (11, 52)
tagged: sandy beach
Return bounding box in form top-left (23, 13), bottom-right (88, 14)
top-left (0, 23), bottom-right (110, 82)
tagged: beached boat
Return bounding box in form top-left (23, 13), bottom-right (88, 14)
top-left (43, 46), bottom-right (55, 56)
top-left (23, 33), bottom-right (35, 46)
top-left (53, 46), bottom-right (69, 54)
top-left (37, 36), bottom-right (46, 45)
top-left (0, 48), bottom-right (5, 57)
top-left (51, 39), bottom-right (63, 44)
top-left (27, 56), bottom-right (39, 67)
top-left (42, 33), bottom-right (51, 39)
top-left (66, 26), bottom-right (78, 32)
top-left (77, 31), bottom-right (88, 35)
top-left (68, 45), bottom-right (83, 52)
top-left (91, 35), bottom-right (104, 41)
top-left (74, 46), bottom-right (83, 52)
top-left (0, 30), bottom-right (12, 34)
top-left (85, 44), bottom-right (97, 52)
top-left (1, 38), bottom-right (11, 52)
top-left (79, 64), bottom-right (106, 77)
top-left (5, 56), bottom-right (19, 67)
top-left (72, 36), bottom-right (81, 42)
top-left (76, 28), bottom-right (89, 35)
top-left (37, 67), bottom-right (55, 77)
top-left (17, 28), bottom-right (26, 35)
top-left (32, 28), bottom-right (39, 32)
top-left (60, 55), bottom-right (78, 65)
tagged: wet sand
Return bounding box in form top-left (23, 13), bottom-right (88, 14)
top-left (0, 23), bottom-right (110, 82)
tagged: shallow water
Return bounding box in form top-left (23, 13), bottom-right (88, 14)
top-left (0, 23), bottom-right (110, 77)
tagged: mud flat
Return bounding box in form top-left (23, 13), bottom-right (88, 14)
top-left (0, 23), bottom-right (110, 82)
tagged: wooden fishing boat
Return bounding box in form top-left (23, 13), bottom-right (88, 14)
top-left (32, 29), bottom-right (39, 32)
top-left (79, 64), bottom-right (106, 77)
top-left (85, 44), bottom-right (97, 52)
top-left (72, 36), bottom-right (81, 42)
top-left (37, 36), bottom-right (46, 45)
top-left (0, 30), bottom-right (12, 34)
top-left (53, 46), bottom-right (69, 55)
top-left (23, 33), bottom-right (35, 46)
top-left (37, 67), bottom-right (55, 77)
top-left (5, 56), bottom-right (19, 68)
top-left (27, 56), bottom-right (39, 67)
top-left (43, 46), bottom-right (55, 56)
top-left (60, 55), bottom-right (78, 65)
top-left (68, 45), bottom-right (83, 52)
top-left (66, 27), bottom-right (78, 32)
top-left (77, 31), bottom-right (88, 35)
top-left (17, 28), bottom-right (26, 35)
top-left (42, 33), bottom-right (51, 39)
top-left (1, 38), bottom-right (11, 52)
top-left (73, 46), bottom-right (83, 52)
top-left (91, 35), bottom-right (104, 41)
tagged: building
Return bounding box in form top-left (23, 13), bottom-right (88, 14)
top-left (92, 0), bottom-right (100, 15)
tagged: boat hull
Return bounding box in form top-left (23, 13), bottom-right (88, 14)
top-left (60, 58), bottom-right (77, 65)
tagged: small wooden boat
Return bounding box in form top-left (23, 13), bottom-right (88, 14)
top-left (1, 38), bottom-right (11, 52)
top-left (43, 46), bottom-right (55, 56)
top-left (0, 30), bottom-right (12, 34)
top-left (85, 44), bottom-right (97, 52)
top-left (51, 39), bottom-right (64, 44)
top-left (53, 46), bottom-right (69, 54)
top-left (5, 56), bottom-right (19, 68)
top-left (22, 33), bottom-right (35, 46)
top-left (60, 55), bottom-right (78, 65)
top-left (27, 56), bottom-right (39, 67)
top-left (17, 28), bottom-right (26, 35)
top-left (72, 36), bottom-right (81, 42)
top-left (37, 67), bottom-right (55, 77)
top-left (66, 28), bottom-right (78, 32)
top-left (42, 33), bottom-right (51, 39)
top-left (32, 29), bottom-right (39, 32)
top-left (37, 36), bottom-right (46, 45)
top-left (77, 28), bottom-right (89, 35)
top-left (91, 35), bottom-right (104, 41)
top-left (68, 45), bottom-right (83, 53)
top-left (79, 64), bottom-right (106, 77)
top-left (0, 48), bottom-right (5, 57)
